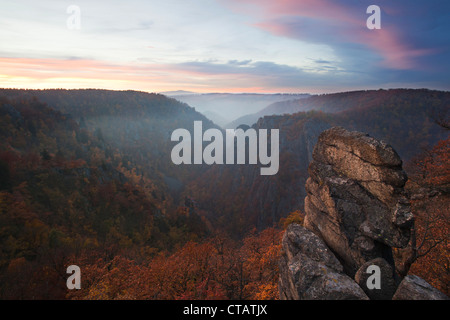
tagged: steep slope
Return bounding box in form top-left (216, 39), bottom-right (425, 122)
top-left (0, 93), bottom-right (212, 298)
top-left (0, 89), bottom-right (221, 246)
top-left (0, 89), bottom-right (219, 198)
top-left (228, 89), bottom-right (449, 128)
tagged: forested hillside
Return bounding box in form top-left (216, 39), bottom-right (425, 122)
top-left (229, 89), bottom-right (450, 130)
top-left (0, 88), bottom-right (448, 299)
top-left (0, 90), bottom-right (214, 298)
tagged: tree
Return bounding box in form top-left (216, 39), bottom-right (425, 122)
top-left (397, 136), bottom-right (449, 295)
top-left (279, 210), bottom-right (304, 229)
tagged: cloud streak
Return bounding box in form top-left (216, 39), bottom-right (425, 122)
top-left (0, 56), bottom-right (386, 93)
top-left (224, 0), bottom-right (449, 71)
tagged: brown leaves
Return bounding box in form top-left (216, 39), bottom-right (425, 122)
top-left (404, 136), bottom-right (450, 295)
top-left (66, 228), bottom-right (283, 300)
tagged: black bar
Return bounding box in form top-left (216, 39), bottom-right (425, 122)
top-left (0, 300), bottom-right (446, 319)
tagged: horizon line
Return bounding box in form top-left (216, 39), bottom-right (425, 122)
top-left (1, 87), bottom-right (448, 96)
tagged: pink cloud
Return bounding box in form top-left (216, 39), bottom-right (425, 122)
top-left (224, 0), bottom-right (433, 70)
top-left (0, 57), bottom-right (205, 82)
top-left (360, 29), bottom-right (435, 69)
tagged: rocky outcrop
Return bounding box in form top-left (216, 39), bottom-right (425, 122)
top-left (304, 127), bottom-right (413, 276)
top-left (279, 127), bottom-right (448, 300)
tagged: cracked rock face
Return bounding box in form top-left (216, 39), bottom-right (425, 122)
top-left (279, 127), bottom-right (448, 300)
top-left (303, 127), bottom-right (414, 276)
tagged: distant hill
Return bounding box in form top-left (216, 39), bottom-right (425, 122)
top-left (201, 110), bottom-right (230, 127)
top-left (159, 90), bottom-right (198, 96)
top-left (227, 89), bottom-right (438, 128)
top-left (168, 92), bottom-right (310, 127)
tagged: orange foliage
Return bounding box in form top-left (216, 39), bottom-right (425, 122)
top-left (66, 228), bottom-right (283, 300)
top-left (279, 210), bottom-right (305, 229)
top-left (405, 136), bottom-right (450, 295)
top-left (409, 198), bottom-right (449, 295)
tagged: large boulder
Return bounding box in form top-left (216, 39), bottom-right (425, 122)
top-left (279, 224), bottom-right (369, 300)
top-left (303, 127), bottom-right (414, 276)
top-left (392, 275), bottom-right (449, 300)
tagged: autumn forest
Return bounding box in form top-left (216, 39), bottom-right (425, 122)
top-left (0, 88), bottom-right (448, 299)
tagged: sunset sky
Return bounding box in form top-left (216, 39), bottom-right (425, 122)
top-left (1, 0), bottom-right (449, 93)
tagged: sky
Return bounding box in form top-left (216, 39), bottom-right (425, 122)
top-left (0, 0), bottom-right (449, 94)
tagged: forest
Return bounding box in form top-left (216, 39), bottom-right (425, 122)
top-left (0, 88), bottom-right (448, 299)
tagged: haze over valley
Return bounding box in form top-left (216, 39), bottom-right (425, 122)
top-left (164, 92), bottom-right (310, 127)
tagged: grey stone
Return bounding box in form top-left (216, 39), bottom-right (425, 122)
top-left (279, 224), bottom-right (369, 300)
top-left (304, 127), bottom-right (413, 276)
top-left (392, 275), bottom-right (449, 300)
